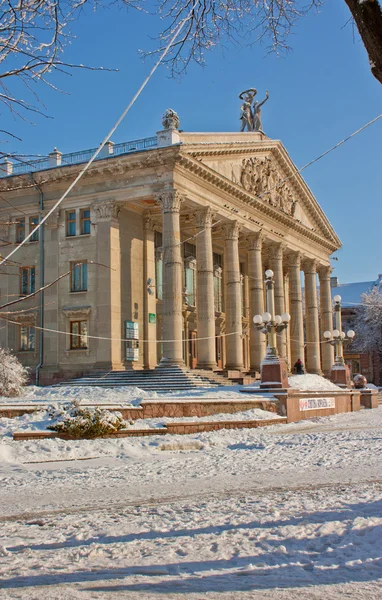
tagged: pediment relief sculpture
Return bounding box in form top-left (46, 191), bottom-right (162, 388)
top-left (240, 156), bottom-right (297, 217)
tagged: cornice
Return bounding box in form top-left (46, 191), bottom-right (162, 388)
top-left (176, 153), bottom-right (339, 253)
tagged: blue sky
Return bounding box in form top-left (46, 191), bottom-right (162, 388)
top-left (5, 1), bottom-right (382, 283)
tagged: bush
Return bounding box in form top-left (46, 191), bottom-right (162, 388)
top-left (47, 401), bottom-right (125, 439)
top-left (0, 348), bottom-right (28, 397)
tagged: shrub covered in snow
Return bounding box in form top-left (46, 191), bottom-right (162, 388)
top-left (0, 348), bottom-right (28, 397)
top-left (47, 401), bottom-right (125, 438)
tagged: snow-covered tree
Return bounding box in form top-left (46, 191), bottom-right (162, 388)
top-left (0, 347), bottom-right (28, 397)
top-left (353, 286), bottom-right (382, 354)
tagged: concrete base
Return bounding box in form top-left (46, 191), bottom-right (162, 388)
top-left (260, 357), bottom-right (289, 389)
top-left (330, 364), bottom-right (351, 388)
top-left (360, 389), bottom-right (379, 409)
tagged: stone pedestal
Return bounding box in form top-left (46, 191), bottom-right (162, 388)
top-left (260, 356), bottom-right (289, 389)
top-left (330, 364), bottom-right (351, 388)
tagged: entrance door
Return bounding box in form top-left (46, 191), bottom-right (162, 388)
top-left (216, 336), bottom-right (223, 370)
top-left (189, 331), bottom-right (197, 369)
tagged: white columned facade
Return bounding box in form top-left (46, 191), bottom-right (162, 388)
top-left (288, 251), bottom-right (305, 367)
top-left (304, 259), bottom-right (322, 374)
top-left (319, 265), bottom-right (335, 375)
top-left (248, 232), bottom-right (266, 372)
top-left (195, 207), bottom-right (216, 369)
top-left (271, 243), bottom-right (287, 359)
top-left (157, 190), bottom-right (184, 365)
top-left (224, 221), bottom-right (243, 370)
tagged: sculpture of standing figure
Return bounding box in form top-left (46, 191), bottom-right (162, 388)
top-left (239, 88), bottom-right (269, 132)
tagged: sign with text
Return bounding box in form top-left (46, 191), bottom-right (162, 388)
top-left (299, 397), bottom-right (336, 411)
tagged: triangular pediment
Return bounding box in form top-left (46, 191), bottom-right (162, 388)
top-left (179, 137), bottom-right (340, 249)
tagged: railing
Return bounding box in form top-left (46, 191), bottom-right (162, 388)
top-left (1, 136), bottom-right (158, 177)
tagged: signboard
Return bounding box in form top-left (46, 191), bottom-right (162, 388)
top-left (299, 397), bottom-right (335, 411)
top-left (148, 313), bottom-right (156, 324)
top-left (125, 321), bottom-right (139, 361)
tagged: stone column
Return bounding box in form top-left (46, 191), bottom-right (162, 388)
top-left (224, 221), bottom-right (243, 370)
top-left (270, 243), bottom-right (287, 359)
top-left (288, 251), bottom-right (305, 368)
top-left (93, 201), bottom-right (123, 369)
top-left (304, 259), bottom-right (322, 374)
top-left (195, 207), bottom-right (216, 369)
top-left (157, 190), bottom-right (184, 365)
top-left (319, 265), bottom-right (335, 375)
top-left (284, 269), bottom-right (291, 364)
top-left (247, 232), bottom-right (266, 372)
top-left (143, 216), bottom-right (157, 369)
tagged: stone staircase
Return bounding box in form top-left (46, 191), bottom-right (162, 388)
top-left (52, 366), bottom-right (236, 393)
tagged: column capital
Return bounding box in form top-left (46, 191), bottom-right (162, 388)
top-left (223, 220), bottom-right (241, 241)
top-left (269, 241), bottom-right (286, 260)
top-left (156, 189), bottom-right (183, 213)
top-left (247, 230), bottom-right (264, 250)
top-left (194, 206), bottom-right (215, 228)
top-left (286, 250), bottom-right (301, 269)
top-left (92, 200), bottom-right (120, 222)
top-left (317, 264), bottom-right (333, 280)
top-left (303, 258), bottom-right (318, 274)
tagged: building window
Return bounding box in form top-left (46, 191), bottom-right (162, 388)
top-left (71, 261), bottom-right (88, 292)
top-left (70, 320), bottom-right (88, 349)
top-left (20, 267), bottom-right (36, 295)
top-left (20, 326), bottom-right (35, 351)
top-left (184, 242), bottom-right (196, 259)
top-left (16, 218), bottom-right (25, 243)
top-left (184, 257), bottom-right (196, 306)
top-left (80, 208), bottom-right (91, 235)
top-left (66, 211), bottom-right (76, 236)
top-left (29, 216), bottom-right (39, 242)
top-left (214, 265), bottom-right (223, 312)
top-left (155, 249), bottom-right (163, 300)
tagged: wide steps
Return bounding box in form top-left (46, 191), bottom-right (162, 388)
top-left (52, 366), bottom-right (231, 392)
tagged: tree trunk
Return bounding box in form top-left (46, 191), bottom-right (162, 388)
top-left (344, 0), bottom-right (382, 85)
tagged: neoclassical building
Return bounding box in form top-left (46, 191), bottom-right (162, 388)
top-left (0, 118), bottom-right (340, 383)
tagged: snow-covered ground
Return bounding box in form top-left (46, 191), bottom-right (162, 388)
top-left (0, 382), bottom-right (381, 599)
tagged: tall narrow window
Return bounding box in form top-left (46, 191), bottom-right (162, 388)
top-left (70, 261), bottom-right (88, 292)
top-left (20, 267), bottom-right (36, 295)
top-left (80, 208), bottom-right (91, 235)
top-left (29, 216), bottom-right (39, 242)
top-left (184, 257), bottom-right (196, 306)
top-left (20, 326), bottom-right (35, 351)
top-left (70, 320), bottom-right (88, 349)
top-left (16, 218), bottom-right (25, 243)
top-left (154, 231), bottom-right (163, 301)
top-left (214, 265), bottom-right (223, 313)
top-left (66, 211), bottom-right (76, 236)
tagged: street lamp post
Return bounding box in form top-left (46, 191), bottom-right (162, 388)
top-left (323, 294), bottom-right (355, 387)
top-left (253, 269), bottom-right (291, 389)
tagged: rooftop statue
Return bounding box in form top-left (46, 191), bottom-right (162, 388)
top-left (239, 88), bottom-right (269, 132)
top-left (162, 108), bottom-right (180, 130)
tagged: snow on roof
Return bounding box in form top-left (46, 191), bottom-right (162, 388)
top-left (331, 278), bottom-right (380, 307)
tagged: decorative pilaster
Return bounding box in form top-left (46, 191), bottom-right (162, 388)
top-left (223, 221), bottom-right (243, 370)
top-left (288, 251), bottom-right (305, 367)
top-left (318, 265), bottom-right (335, 375)
top-left (156, 190), bottom-right (184, 365)
top-left (143, 216), bottom-right (157, 368)
top-left (304, 258), bottom-right (322, 374)
top-left (270, 243), bottom-right (287, 360)
top-left (195, 207), bottom-right (216, 369)
top-left (93, 200), bottom-right (122, 369)
top-left (247, 232), bottom-right (266, 372)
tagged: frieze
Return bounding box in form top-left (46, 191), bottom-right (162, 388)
top-left (240, 156), bottom-right (297, 217)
